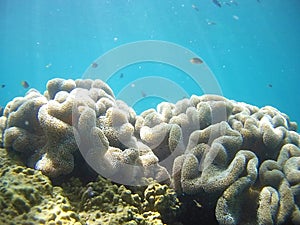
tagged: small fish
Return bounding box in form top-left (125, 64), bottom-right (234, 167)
top-left (120, 73), bottom-right (124, 78)
top-left (192, 4), bottom-right (199, 11)
top-left (268, 84), bottom-right (273, 88)
top-left (141, 91), bottom-right (147, 97)
top-left (212, 0), bottom-right (221, 7)
top-left (0, 84), bottom-right (5, 88)
top-left (21, 81), bottom-right (29, 88)
top-left (91, 62), bottom-right (98, 68)
top-left (190, 57), bottom-right (203, 64)
top-left (232, 15), bottom-right (239, 20)
top-left (193, 199), bottom-right (203, 208)
top-left (207, 20), bottom-right (217, 25)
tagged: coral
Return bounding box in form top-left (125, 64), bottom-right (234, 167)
top-left (62, 176), bottom-right (180, 225)
top-left (0, 148), bottom-right (180, 225)
top-left (172, 121), bottom-right (243, 194)
top-left (0, 78), bottom-right (300, 225)
top-left (2, 89), bottom-right (47, 154)
top-left (256, 143), bottom-right (300, 225)
top-left (0, 78), bottom-right (118, 177)
top-left (44, 78), bottom-right (76, 100)
top-left (74, 96), bottom-right (168, 185)
top-left (0, 116), bottom-right (6, 146)
top-left (215, 150), bottom-right (259, 225)
top-left (169, 97), bottom-right (300, 224)
top-left (35, 96), bottom-right (78, 177)
top-left (0, 148), bottom-right (83, 225)
top-left (257, 179), bottom-right (294, 225)
top-left (143, 179), bottom-right (180, 223)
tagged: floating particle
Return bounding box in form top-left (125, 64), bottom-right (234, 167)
top-left (45, 63), bottom-right (52, 68)
top-left (120, 73), bottom-right (124, 78)
top-left (113, 37), bottom-right (118, 42)
top-left (21, 81), bottom-right (29, 88)
top-left (190, 57), bottom-right (203, 64)
top-left (268, 84), bottom-right (273, 88)
top-left (0, 84), bottom-right (5, 88)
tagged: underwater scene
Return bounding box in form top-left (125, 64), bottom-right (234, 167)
top-left (0, 0), bottom-right (300, 225)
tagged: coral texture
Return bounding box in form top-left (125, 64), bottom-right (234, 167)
top-left (0, 149), bottom-right (82, 225)
top-left (0, 148), bottom-right (180, 225)
top-left (0, 78), bottom-right (299, 225)
top-left (62, 176), bottom-right (180, 225)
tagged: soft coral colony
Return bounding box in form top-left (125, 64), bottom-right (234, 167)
top-left (0, 78), bottom-right (299, 225)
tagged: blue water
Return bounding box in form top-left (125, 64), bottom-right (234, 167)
top-left (0, 0), bottom-right (299, 125)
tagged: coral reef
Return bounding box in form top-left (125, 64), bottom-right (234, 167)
top-left (0, 78), bottom-right (299, 225)
top-left (0, 148), bottom-right (82, 225)
top-left (0, 78), bottom-right (167, 182)
top-left (0, 148), bottom-right (180, 225)
top-left (62, 176), bottom-right (180, 225)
